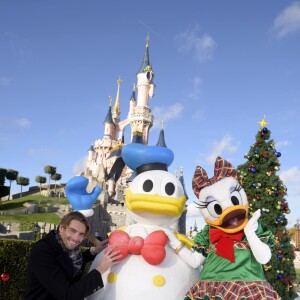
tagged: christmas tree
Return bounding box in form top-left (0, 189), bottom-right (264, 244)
top-left (237, 116), bottom-right (297, 300)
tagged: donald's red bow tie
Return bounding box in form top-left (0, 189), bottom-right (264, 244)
top-left (209, 228), bottom-right (244, 262)
top-left (106, 230), bottom-right (168, 265)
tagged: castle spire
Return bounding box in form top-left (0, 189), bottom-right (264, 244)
top-left (179, 167), bottom-right (189, 200)
top-left (103, 96), bottom-right (114, 125)
top-left (112, 77), bottom-right (122, 115)
top-left (130, 84), bottom-right (136, 101)
top-left (156, 120), bottom-right (167, 147)
top-left (137, 33), bottom-right (152, 74)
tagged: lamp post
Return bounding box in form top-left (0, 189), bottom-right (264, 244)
top-left (33, 223), bottom-right (39, 240)
top-left (6, 223), bottom-right (11, 234)
top-left (40, 224), bottom-right (46, 239)
top-left (295, 218), bottom-right (300, 250)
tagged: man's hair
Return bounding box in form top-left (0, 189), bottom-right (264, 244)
top-left (58, 211), bottom-right (91, 236)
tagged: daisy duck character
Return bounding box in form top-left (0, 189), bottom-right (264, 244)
top-left (86, 142), bottom-right (201, 300)
top-left (184, 156), bottom-right (279, 300)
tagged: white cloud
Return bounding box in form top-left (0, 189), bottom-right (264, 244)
top-left (186, 202), bottom-right (202, 217)
top-left (174, 24), bottom-right (217, 63)
top-left (186, 202), bottom-right (207, 231)
top-left (276, 140), bottom-right (290, 147)
top-left (188, 76), bottom-right (203, 100)
top-left (273, 2), bottom-right (300, 38)
top-left (206, 133), bottom-right (239, 164)
top-left (280, 167), bottom-right (300, 183)
top-left (0, 77), bottom-right (14, 87)
top-left (72, 156), bottom-right (87, 175)
top-left (152, 103), bottom-right (184, 129)
top-left (13, 118), bottom-right (31, 129)
top-left (5, 31), bottom-right (32, 63)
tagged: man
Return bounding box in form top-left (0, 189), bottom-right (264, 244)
top-left (24, 211), bottom-right (121, 300)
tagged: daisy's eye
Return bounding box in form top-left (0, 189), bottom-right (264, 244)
top-left (230, 191), bottom-right (242, 205)
top-left (206, 199), bottom-right (223, 218)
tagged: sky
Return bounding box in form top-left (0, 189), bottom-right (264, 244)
top-left (1, 0), bottom-right (300, 231)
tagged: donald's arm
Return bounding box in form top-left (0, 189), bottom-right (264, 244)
top-left (163, 229), bottom-right (205, 268)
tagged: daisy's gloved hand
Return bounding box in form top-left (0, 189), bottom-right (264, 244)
top-left (244, 209), bottom-right (271, 264)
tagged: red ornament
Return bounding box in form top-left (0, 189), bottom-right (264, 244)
top-left (1, 272), bottom-right (10, 282)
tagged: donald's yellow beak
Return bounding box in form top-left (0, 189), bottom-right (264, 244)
top-left (125, 190), bottom-right (186, 217)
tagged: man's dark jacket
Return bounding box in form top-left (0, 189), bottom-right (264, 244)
top-left (24, 230), bottom-right (103, 300)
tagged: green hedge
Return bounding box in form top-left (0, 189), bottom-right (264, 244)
top-left (0, 239), bottom-right (34, 299)
top-left (0, 239), bottom-right (92, 300)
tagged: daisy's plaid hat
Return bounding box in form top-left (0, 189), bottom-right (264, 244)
top-left (192, 156), bottom-right (238, 198)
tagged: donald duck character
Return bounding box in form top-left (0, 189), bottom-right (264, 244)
top-left (184, 156), bottom-right (279, 300)
top-left (86, 141), bottom-right (201, 300)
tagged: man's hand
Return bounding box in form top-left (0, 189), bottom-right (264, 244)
top-left (96, 246), bottom-right (122, 274)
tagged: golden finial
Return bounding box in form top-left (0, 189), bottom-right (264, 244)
top-left (108, 96), bottom-right (112, 106)
top-left (113, 77), bottom-right (122, 115)
top-left (146, 33), bottom-right (150, 47)
top-left (258, 115), bottom-right (269, 128)
top-left (117, 76), bottom-right (122, 85)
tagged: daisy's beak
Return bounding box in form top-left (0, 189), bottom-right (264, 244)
top-left (205, 205), bottom-right (249, 233)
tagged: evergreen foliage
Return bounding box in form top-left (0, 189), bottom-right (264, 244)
top-left (51, 173), bottom-right (62, 193)
top-left (16, 177), bottom-right (30, 198)
top-left (44, 165), bottom-right (56, 193)
top-left (35, 176), bottom-right (47, 194)
top-left (0, 168), bottom-right (10, 206)
top-left (237, 124), bottom-right (297, 300)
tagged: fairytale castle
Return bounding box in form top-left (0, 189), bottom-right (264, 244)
top-left (81, 36), bottom-right (188, 240)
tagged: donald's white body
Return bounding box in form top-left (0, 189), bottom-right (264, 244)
top-left (86, 223), bottom-right (200, 300)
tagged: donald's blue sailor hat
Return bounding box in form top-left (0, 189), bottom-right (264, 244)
top-left (122, 143), bottom-right (174, 175)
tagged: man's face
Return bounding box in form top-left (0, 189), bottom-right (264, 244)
top-left (59, 220), bottom-right (86, 251)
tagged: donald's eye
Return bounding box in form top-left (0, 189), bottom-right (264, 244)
top-left (143, 179), bottom-right (153, 192)
top-left (165, 182), bottom-right (175, 196)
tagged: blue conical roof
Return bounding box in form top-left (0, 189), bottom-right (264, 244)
top-left (103, 104), bottom-right (114, 125)
top-left (179, 168), bottom-right (189, 200)
top-left (137, 35), bottom-right (152, 74)
top-left (156, 128), bottom-right (167, 147)
top-left (88, 144), bottom-right (94, 152)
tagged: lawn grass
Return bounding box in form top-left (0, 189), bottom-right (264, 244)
top-left (0, 194), bottom-right (68, 224)
top-left (0, 212), bottom-right (61, 224)
top-left (0, 194), bottom-right (68, 211)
